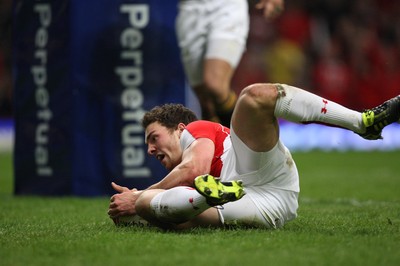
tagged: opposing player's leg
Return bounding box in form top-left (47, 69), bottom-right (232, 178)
top-left (192, 84), bottom-right (220, 123)
top-left (202, 58), bottom-right (236, 127)
top-left (176, 1), bottom-right (246, 126)
top-left (192, 57), bottom-right (236, 124)
top-left (203, 0), bottom-right (248, 126)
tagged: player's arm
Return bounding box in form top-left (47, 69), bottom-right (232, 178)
top-left (147, 137), bottom-right (215, 189)
top-left (108, 138), bottom-right (214, 219)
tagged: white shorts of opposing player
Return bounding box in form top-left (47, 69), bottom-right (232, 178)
top-left (176, 0), bottom-right (249, 86)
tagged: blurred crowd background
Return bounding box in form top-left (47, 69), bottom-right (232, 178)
top-left (0, 0), bottom-right (399, 118)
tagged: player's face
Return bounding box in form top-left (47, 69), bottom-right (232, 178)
top-left (145, 122), bottom-right (183, 171)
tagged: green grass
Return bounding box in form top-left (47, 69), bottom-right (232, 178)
top-left (0, 151), bottom-right (13, 194)
top-left (1, 151), bottom-right (400, 266)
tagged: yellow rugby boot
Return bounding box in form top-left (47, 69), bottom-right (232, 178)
top-left (359, 95), bottom-right (400, 140)
top-left (194, 174), bottom-right (245, 206)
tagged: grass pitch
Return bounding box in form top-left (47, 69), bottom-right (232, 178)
top-left (0, 151), bottom-right (399, 266)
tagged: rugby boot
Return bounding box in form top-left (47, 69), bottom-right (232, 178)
top-left (359, 95), bottom-right (400, 140)
top-left (194, 174), bottom-right (245, 206)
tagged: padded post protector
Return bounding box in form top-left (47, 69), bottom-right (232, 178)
top-left (13, 0), bottom-right (184, 196)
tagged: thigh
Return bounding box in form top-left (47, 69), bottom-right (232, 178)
top-left (208, 0), bottom-right (249, 44)
top-left (223, 129), bottom-right (299, 190)
top-left (231, 83), bottom-right (280, 152)
top-left (218, 194), bottom-right (271, 228)
top-left (219, 188), bottom-right (299, 229)
top-left (205, 39), bottom-right (246, 70)
top-left (225, 126), bottom-right (281, 176)
top-left (176, 4), bottom-right (206, 86)
top-left (206, 0), bottom-right (249, 68)
top-left (176, 0), bottom-right (249, 86)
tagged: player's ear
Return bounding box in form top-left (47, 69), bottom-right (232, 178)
top-left (177, 122), bottom-right (186, 133)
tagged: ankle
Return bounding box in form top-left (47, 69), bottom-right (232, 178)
top-left (216, 91), bottom-right (237, 113)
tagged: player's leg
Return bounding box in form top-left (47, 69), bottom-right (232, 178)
top-left (273, 84), bottom-right (363, 132)
top-left (203, 0), bottom-right (249, 126)
top-left (358, 95), bottom-right (400, 139)
top-left (233, 83), bottom-right (368, 152)
top-left (135, 187), bottom-right (221, 229)
top-left (201, 57), bottom-right (236, 126)
top-left (192, 83), bottom-right (220, 123)
top-left (232, 83), bottom-right (400, 152)
top-left (175, 1), bottom-right (219, 122)
top-left (231, 83), bottom-right (280, 152)
top-left (180, 194), bottom-right (269, 229)
top-left (189, 44), bottom-right (239, 125)
top-left (174, 208), bottom-right (221, 230)
top-left (176, 191), bottom-right (294, 229)
top-left (232, 82), bottom-right (367, 152)
top-left (274, 84), bottom-right (400, 140)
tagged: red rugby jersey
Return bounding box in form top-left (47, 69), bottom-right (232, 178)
top-left (183, 120), bottom-right (230, 177)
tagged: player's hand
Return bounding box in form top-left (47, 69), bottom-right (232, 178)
top-left (256, 0), bottom-right (284, 19)
top-left (111, 181), bottom-right (137, 193)
top-left (108, 183), bottom-right (142, 219)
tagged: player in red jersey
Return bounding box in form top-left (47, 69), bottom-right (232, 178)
top-left (108, 83), bottom-right (400, 229)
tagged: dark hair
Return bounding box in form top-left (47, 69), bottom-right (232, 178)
top-left (142, 103), bottom-right (198, 130)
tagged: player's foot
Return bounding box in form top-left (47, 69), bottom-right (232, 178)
top-left (194, 174), bottom-right (245, 206)
top-left (359, 95), bottom-right (400, 140)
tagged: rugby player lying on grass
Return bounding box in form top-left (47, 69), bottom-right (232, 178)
top-left (108, 83), bottom-right (400, 230)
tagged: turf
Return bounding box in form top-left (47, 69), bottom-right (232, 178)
top-left (0, 151), bottom-right (399, 266)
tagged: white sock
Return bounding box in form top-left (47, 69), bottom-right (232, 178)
top-left (150, 187), bottom-right (210, 223)
top-left (274, 84), bottom-right (364, 133)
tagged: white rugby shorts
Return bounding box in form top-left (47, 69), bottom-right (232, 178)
top-left (218, 127), bottom-right (300, 228)
top-left (176, 0), bottom-right (249, 86)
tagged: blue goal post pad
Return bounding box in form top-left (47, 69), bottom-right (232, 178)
top-left (13, 0), bottom-right (185, 196)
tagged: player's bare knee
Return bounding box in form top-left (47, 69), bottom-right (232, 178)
top-left (239, 83), bottom-right (278, 109)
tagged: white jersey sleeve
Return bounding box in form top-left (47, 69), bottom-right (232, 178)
top-left (180, 129), bottom-right (195, 151)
